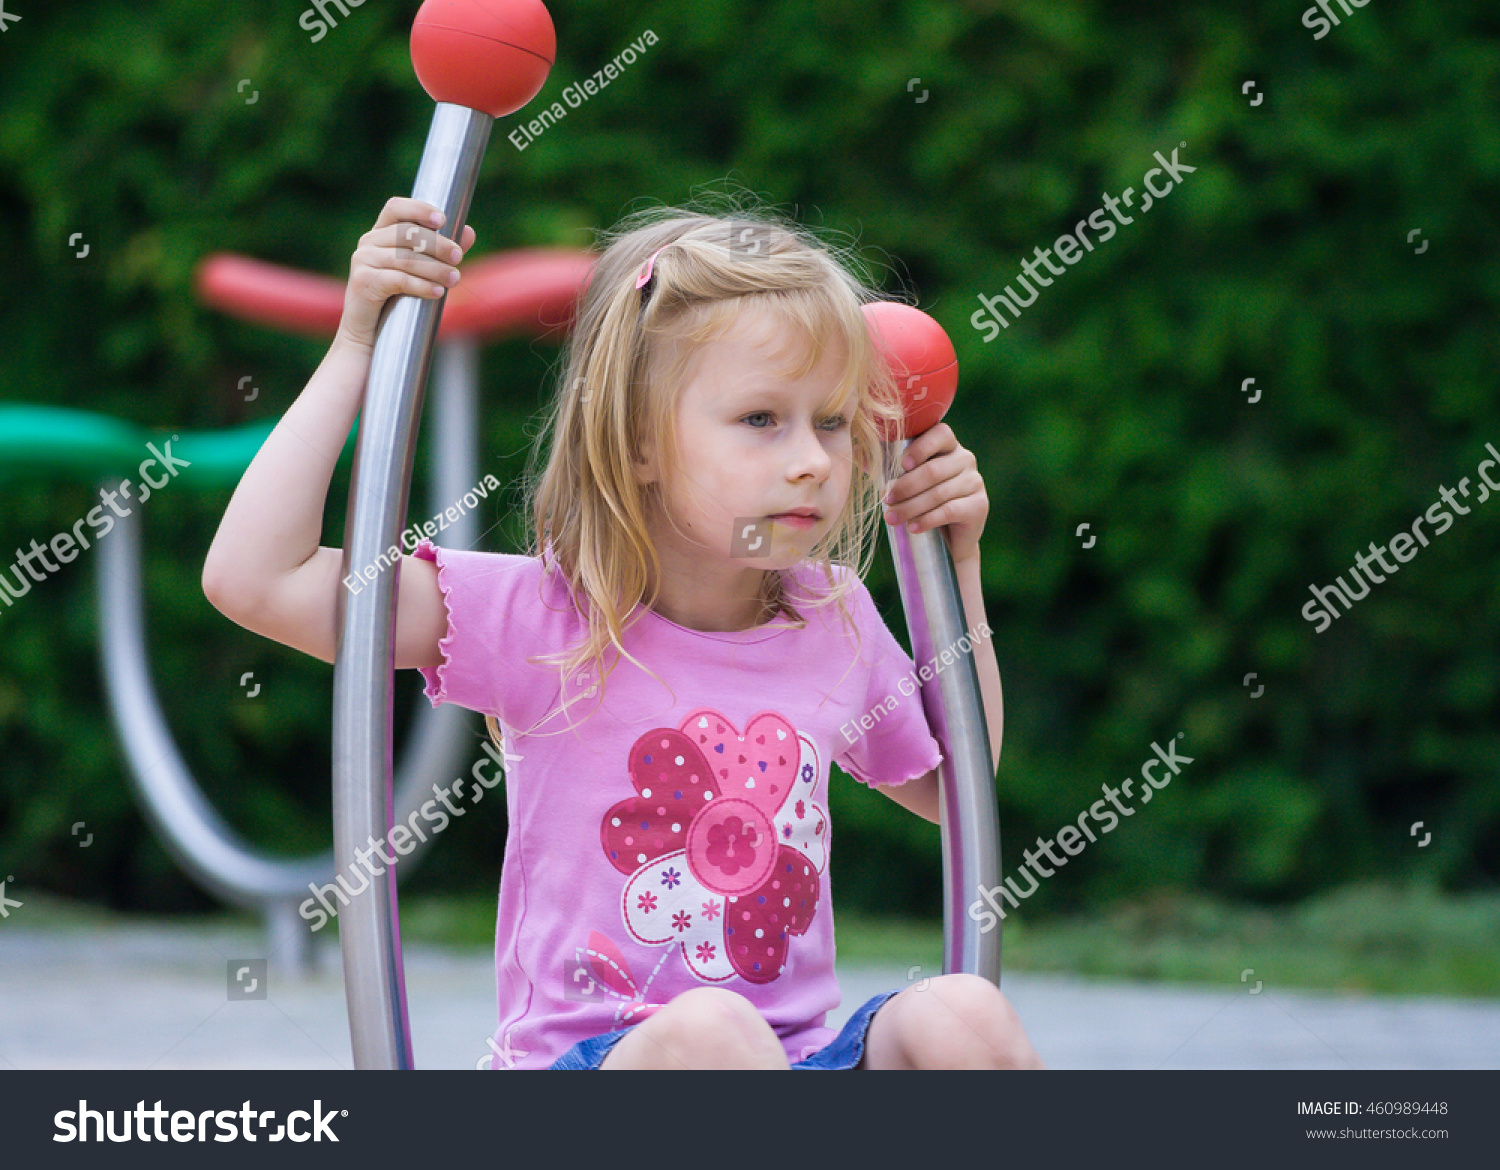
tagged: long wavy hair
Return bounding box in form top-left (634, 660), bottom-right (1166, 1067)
top-left (484, 191), bottom-right (907, 754)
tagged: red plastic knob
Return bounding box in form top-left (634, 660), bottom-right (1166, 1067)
top-left (410, 0), bottom-right (555, 119)
top-left (862, 302), bottom-right (958, 440)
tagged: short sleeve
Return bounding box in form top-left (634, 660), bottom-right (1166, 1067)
top-left (834, 577), bottom-right (944, 788)
top-left (410, 538), bottom-right (565, 728)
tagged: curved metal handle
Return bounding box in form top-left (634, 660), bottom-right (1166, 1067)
top-left (884, 441), bottom-right (1002, 985)
top-left (94, 341), bottom-right (484, 966)
top-left (332, 102), bottom-right (494, 1070)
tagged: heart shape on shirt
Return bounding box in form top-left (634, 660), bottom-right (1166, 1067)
top-left (678, 708), bottom-right (796, 822)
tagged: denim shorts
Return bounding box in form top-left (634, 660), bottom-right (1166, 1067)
top-left (548, 988), bottom-right (902, 1070)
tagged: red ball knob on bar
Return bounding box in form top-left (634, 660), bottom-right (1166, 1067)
top-left (862, 301), bottom-right (958, 441)
top-left (410, 0), bottom-right (556, 118)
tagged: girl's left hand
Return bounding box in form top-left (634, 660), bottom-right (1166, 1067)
top-left (881, 422), bottom-right (988, 564)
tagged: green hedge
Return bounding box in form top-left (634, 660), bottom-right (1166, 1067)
top-left (2, 0), bottom-right (1497, 918)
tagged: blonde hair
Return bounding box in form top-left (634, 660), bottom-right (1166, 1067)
top-left (484, 190), bottom-right (908, 754)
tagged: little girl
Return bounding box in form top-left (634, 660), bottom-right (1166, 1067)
top-left (202, 194), bottom-right (1043, 1071)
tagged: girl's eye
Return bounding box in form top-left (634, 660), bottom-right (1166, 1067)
top-left (741, 412), bottom-right (846, 430)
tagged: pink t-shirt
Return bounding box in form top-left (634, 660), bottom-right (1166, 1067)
top-left (412, 538), bottom-right (942, 1069)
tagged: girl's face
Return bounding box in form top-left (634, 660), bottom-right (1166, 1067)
top-left (637, 301), bottom-right (855, 577)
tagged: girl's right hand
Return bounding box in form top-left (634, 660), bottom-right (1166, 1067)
top-left (336, 197), bottom-right (478, 352)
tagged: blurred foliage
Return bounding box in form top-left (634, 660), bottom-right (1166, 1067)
top-left (1, 0), bottom-right (1497, 920)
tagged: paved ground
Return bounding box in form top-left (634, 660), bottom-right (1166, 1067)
top-left (2, 918), bottom-right (1497, 1070)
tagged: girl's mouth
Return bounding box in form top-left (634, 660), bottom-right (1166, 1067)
top-left (769, 512), bottom-right (819, 530)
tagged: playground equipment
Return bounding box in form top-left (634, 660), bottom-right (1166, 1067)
top-left (331, 0), bottom-right (1000, 1069)
top-left (331, 0), bottom-right (566, 1067)
top-left (0, 214), bottom-right (592, 979)
top-left (864, 302), bottom-right (1001, 987)
top-left (0, 407), bottom-right (470, 973)
top-left (0, 0), bottom-right (1001, 1069)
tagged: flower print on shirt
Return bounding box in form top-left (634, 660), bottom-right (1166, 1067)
top-left (600, 709), bottom-right (829, 984)
top-left (563, 929), bottom-right (669, 1029)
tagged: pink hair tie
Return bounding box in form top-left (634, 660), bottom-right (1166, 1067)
top-left (634, 245), bottom-right (667, 290)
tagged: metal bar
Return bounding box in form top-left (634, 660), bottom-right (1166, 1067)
top-left (883, 439), bottom-right (1002, 984)
top-left (92, 350), bottom-right (482, 968)
top-left (96, 492), bottom-right (331, 909)
top-left (332, 102), bottom-right (493, 1070)
top-left (430, 336), bottom-right (482, 550)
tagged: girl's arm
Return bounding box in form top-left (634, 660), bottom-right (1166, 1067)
top-left (201, 197), bottom-right (475, 668)
top-left (873, 423), bottom-right (1002, 824)
top-left (872, 559), bottom-right (1000, 825)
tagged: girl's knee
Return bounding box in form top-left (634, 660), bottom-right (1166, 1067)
top-left (909, 974), bottom-right (1044, 1069)
top-left (941, 972), bottom-right (1016, 1021)
top-left (638, 987), bottom-right (787, 1068)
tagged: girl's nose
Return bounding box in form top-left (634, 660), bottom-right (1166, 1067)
top-left (787, 425), bottom-right (833, 481)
